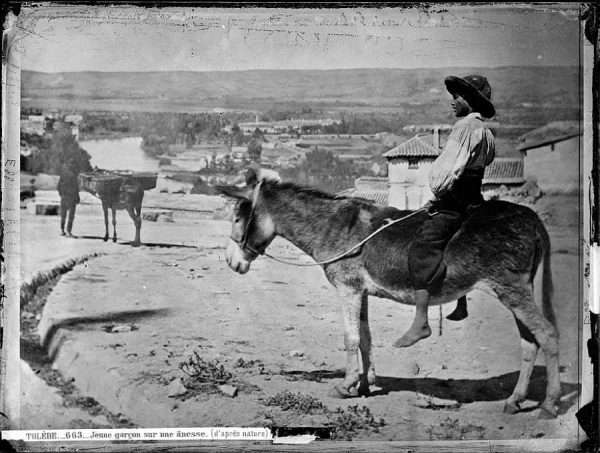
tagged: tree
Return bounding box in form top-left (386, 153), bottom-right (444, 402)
top-left (231, 124), bottom-right (244, 146)
top-left (252, 127), bottom-right (265, 142)
top-left (247, 140), bottom-right (262, 163)
top-left (24, 125), bottom-right (92, 175)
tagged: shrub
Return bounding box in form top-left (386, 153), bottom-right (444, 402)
top-left (263, 391), bottom-right (324, 413)
top-left (327, 405), bottom-right (385, 440)
top-left (179, 352), bottom-right (232, 391)
top-left (23, 126), bottom-right (92, 175)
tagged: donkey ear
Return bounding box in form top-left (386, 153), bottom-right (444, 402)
top-left (214, 185), bottom-right (254, 200)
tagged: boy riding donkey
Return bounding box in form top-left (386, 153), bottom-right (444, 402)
top-left (395, 74), bottom-right (496, 348)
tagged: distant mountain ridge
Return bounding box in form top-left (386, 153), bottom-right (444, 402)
top-left (22, 66), bottom-right (580, 114)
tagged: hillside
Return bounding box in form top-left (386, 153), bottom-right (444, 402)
top-left (22, 66), bottom-right (581, 123)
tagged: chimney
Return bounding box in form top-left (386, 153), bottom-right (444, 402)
top-left (433, 126), bottom-right (440, 149)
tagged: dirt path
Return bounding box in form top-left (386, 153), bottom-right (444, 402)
top-left (20, 194), bottom-right (583, 443)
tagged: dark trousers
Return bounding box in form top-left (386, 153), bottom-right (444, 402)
top-left (408, 169), bottom-right (485, 293)
top-left (408, 211), bottom-right (463, 293)
top-left (60, 197), bottom-right (77, 233)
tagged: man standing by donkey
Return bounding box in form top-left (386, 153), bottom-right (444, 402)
top-left (58, 161), bottom-right (80, 237)
top-left (395, 75), bottom-right (496, 348)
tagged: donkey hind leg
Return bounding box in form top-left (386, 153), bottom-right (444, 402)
top-left (329, 288), bottom-right (363, 399)
top-left (126, 205), bottom-right (142, 247)
top-left (504, 320), bottom-right (539, 414)
top-left (111, 208), bottom-right (118, 242)
top-left (498, 283), bottom-right (560, 419)
top-left (358, 293), bottom-right (376, 396)
top-left (102, 200), bottom-right (110, 241)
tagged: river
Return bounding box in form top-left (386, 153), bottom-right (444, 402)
top-left (79, 137), bottom-right (159, 173)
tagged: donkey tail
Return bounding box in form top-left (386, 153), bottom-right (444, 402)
top-left (538, 223), bottom-right (557, 331)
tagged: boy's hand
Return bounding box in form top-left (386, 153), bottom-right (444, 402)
top-left (423, 198), bottom-right (435, 211)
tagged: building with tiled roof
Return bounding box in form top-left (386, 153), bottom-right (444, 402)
top-left (517, 121), bottom-right (581, 152)
top-left (482, 158), bottom-right (525, 189)
top-left (338, 188), bottom-right (389, 206)
top-left (342, 129), bottom-right (535, 208)
top-left (382, 134), bottom-right (441, 159)
top-left (337, 176), bottom-right (389, 205)
top-left (383, 133), bottom-right (442, 209)
top-left (518, 121), bottom-right (581, 193)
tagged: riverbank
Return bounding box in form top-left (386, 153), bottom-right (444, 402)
top-left (78, 132), bottom-right (140, 141)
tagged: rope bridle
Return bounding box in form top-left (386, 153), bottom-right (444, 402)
top-left (230, 181), bottom-right (427, 267)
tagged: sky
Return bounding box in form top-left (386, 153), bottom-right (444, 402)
top-left (13, 4), bottom-right (581, 73)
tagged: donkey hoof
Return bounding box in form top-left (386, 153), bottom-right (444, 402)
top-left (538, 406), bottom-right (557, 419)
top-left (328, 385), bottom-right (358, 399)
top-left (503, 401), bottom-right (520, 415)
top-left (103, 236), bottom-right (109, 242)
top-left (131, 241), bottom-right (141, 248)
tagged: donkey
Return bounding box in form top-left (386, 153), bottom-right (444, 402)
top-left (216, 171), bottom-right (560, 419)
top-left (99, 177), bottom-right (144, 247)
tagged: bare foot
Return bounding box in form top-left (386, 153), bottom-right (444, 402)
top-left (393, 324), bottom-right (431, 348)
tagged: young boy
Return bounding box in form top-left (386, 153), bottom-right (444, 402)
top-left (395, 74), bottom-right (496, 348)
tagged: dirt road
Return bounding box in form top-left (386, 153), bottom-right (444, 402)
top-left (19, 193), bottom-right (583, 443)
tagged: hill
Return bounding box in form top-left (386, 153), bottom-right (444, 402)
top-left (22, 66), bottom-right (581, 122)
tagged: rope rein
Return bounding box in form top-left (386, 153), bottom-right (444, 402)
top-left (262, 208), bottom-right (428, 267)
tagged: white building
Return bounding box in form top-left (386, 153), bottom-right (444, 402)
top-left (64, 114), bottom-right (83, 125)
top-left (21, 116), bottom-right (46, 136)
top-left (517, 121), bottom-right (581, 193)
top-left (383, 133), bottom-right (441, 209)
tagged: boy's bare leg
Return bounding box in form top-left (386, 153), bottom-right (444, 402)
top-left (446, 295), bottom-right (468, 321)
top-left (394, 289), bottom-right (432, 347)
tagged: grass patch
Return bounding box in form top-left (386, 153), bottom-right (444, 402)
top-left (234, 357), bottom-right (262, 368)
top-left (425, 417), bottom-right (486, 440)
top-left (262, 391), bottom-right (324, 414)
top-left (261, 392), bottom-right (386, 440)
top-left (327, 405), bottom-right (385, 440)
top-left (179, 351), bottom-right (233, 392)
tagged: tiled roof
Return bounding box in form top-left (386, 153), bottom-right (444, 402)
top-left (339, 188), bottom-right (389, 206)
top-left (517, 121), bottom-right (581, 151)
top-left (383, 134), bottom-right (440, 159)
top-left (483, 158), bottom-right (525, 185)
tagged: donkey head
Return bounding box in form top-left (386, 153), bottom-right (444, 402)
top-left (215, 168), bottom-right (278, 274)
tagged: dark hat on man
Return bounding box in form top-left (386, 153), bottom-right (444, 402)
top-left (444, 74), bottom-right (496, 118)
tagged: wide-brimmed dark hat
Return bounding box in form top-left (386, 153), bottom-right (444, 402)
top-left (444, 74), bottom-right (496, 118)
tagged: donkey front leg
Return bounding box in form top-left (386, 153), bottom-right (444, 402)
top-left (102, 200), bottom-right (110, 241)
top-left (111, 208), bottom-right (118, 242)
top-left (329, 289), bottom-right (362, 399)
top-left (358, 292), bottom-right (376, 396)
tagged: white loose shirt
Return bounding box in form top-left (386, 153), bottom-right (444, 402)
top-left (428, 112), bottom-right (495, 197)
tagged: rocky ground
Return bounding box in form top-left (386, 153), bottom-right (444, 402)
top-left (15, 191), bottom-right (587, 447)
